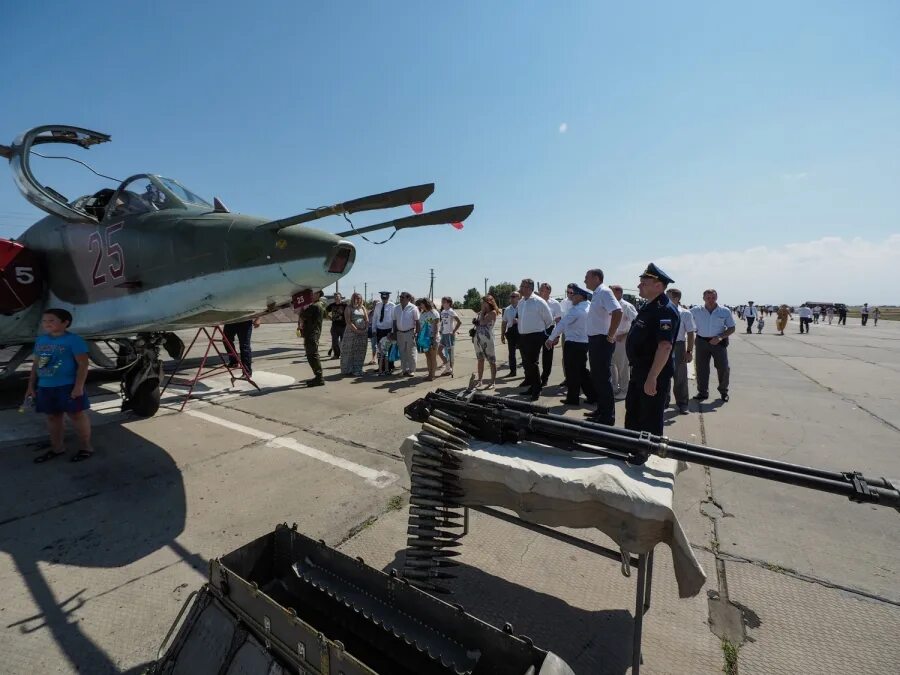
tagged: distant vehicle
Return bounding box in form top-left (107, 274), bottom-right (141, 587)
top-left (802, 302), bottom-right (846, 310)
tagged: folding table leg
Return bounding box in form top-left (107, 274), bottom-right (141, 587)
top-left (644, 549), bottom-right (655, 613)
top-left (632, 553), bottom-right (650, 675)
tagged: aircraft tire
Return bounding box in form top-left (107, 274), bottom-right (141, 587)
top-left (131, 379), bottom-right (161, 417)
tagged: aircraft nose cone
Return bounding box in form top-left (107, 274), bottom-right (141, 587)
top-left (271, 227), bottom-right (355, 287)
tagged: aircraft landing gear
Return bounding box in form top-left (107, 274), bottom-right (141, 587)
top-left (120, 332), bottom-right (183, 417)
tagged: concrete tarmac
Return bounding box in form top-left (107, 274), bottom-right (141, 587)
top-left (0, 314), bottom-right (897, 673)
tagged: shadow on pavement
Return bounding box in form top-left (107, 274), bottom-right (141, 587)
top-left (0, 422), bottom-right (204, 674)
top-left (382, 550), bottom-right (634, 674)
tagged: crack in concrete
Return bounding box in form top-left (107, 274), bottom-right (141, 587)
top-left (698, 400), bottom-right (747, 670)
top-left (212, 399), bottom-right (406, 462)
top-left (745, 340), bottom-right (900, 434)
top-left (689, 542), bottom-right (900, 608)
top-left (334, 490), bottom-right (409, 550)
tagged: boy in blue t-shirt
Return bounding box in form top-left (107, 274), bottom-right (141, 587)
top-left (26, 308), bottom-right (94, 463)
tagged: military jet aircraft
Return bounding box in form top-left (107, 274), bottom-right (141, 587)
top-left (0, 125), bottom-right (473, 416)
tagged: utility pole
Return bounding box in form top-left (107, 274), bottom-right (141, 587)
top-left (364, 282), bottom-right (367, 304)
top-left (484, 277), bottom-right (488, 296)
top-left (428, 268), bottom-right (435, 302)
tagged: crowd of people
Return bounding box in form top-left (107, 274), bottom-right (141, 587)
top-left (22, 273), bottom-right (887, 465)
top-left (289, 264), bottom-right (744, 437)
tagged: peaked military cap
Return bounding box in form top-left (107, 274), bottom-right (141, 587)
top-left (640, 262), bottom-right (674, 285)
top-left (569, 284), bottom-right (592, 300)
top-left (379, 291), bottom-right (391, 296)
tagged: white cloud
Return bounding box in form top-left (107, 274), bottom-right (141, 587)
top-left (611, 234), bottom-right (900, 306)
top-left (558, 122), bottom-right (568, 133)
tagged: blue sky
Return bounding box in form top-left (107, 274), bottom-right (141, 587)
top-left (2, 1), bottom-right (898, 304)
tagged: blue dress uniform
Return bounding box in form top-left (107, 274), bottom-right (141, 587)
top-left (625, 264), bottom-right (680, 435)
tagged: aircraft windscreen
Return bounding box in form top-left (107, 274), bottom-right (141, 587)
top-left (158, 177), bottom-right (211, 208)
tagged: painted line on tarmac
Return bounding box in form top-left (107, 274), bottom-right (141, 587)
top-left (184, 409), bottom-right (398, 488)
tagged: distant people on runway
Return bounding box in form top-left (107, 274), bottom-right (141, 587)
top-left (776, 304), bottom-right (792, 335)
top-left (873, 307), bottom-right (881, 326)
top-left (798, 305), bottom-right (813, 334)
top-left (744, 301), bottom-right (757, 333)
top-left (861, 303), bottom-right (870, 326)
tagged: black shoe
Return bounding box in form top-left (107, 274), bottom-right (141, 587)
top-left (559, 380), bottom-right (568, 388)
top-left (693, 393), bottom-right (708, 401)
top-left (306, 378), bottom-right (325, 387)
top-left (678, 405), bottom-right (689, 415)
top-left (508, 371), bottom-right (517, 378)
top-left (519, 380), bottom-right (532, 388)
top-left (530, 394), bottom-right (541, 402)
top-left (720, 393), bottom-right (729, 402)
top-left (583, 410), bottom-right (601, 418)
top-left (559, 399), bottom-right (579, 406)
top-left (540, 379), bottom-right (549, 388)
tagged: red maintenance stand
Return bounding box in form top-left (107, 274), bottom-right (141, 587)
top-left (161, 325), bottom-right (259, 411)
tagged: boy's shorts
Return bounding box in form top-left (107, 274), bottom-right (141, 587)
top-left (441, 334), bottom-right (455, 348)
top-left (35, 384), bottom-right (90, 415)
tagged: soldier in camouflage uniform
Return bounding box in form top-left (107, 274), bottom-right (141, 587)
top-left (298, 291), bottom-right (326, 386)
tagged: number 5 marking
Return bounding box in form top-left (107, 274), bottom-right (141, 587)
top-left (15, 267), bottom-right (36, 284)
top-left (106, 222), bottom-right (125, 279)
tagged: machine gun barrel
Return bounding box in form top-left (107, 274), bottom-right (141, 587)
top-left (408, 391), bottom-right (900, 510)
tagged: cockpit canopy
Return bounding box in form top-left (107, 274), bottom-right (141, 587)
top-left (5, 124), bottom-right (212, 224)
top-left (75, 175), bottom-right (212, 221)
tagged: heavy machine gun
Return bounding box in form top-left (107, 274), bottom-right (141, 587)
top-left (404, 390), bottom-right (900, 511)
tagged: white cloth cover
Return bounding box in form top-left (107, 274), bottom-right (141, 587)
top-left (400, 435), bottom-right (706, 598)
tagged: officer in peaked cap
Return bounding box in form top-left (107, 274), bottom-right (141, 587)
top-left (625, 263), bottom-right (681, 434)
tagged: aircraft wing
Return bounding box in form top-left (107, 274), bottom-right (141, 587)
top-left (258, 183), bottom-right (436, 233)
top-left (334, 204), bottom-right (474, 238)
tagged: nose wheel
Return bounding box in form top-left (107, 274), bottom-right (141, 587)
top-left (120, 332), bottom-right (182, 417)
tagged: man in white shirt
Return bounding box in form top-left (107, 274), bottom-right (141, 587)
top-left (666, 288), bottom-right (696, 414)
top-left (583, 268), bottom-right (622, 424)
top-left (500, 292), bottom-right (521, 377)
top-left (797, 305), bottom-right (813, 334)
top-left (690, 289), bottom-right (735, 402)
top-left (609, 285), bottom-right (638, 401)
top-left (515, 278), bottom-right (554, 401)
top-left (392, 291), bottom-right (420, 376)
top-left (546, 285), bottom-right (595, 406)
top-left (538, 282), bottom-right (563, 388)
top-left (744, 301), bottom-right (757, 334)
top-left (373, 291), bottom-right (397, 372)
